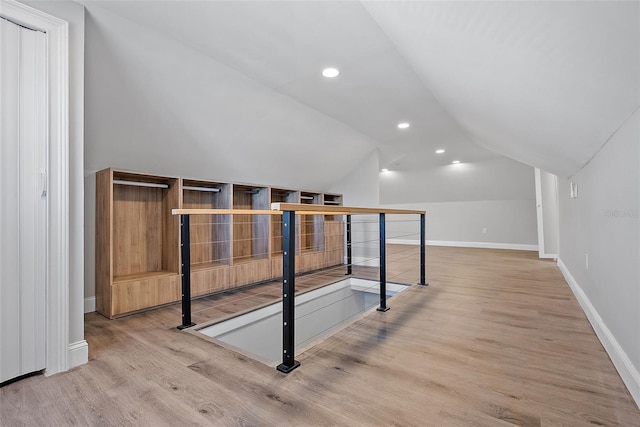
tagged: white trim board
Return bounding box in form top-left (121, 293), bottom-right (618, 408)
top-left (0, 0), bottom-right (75, 375)
top-left (558, 258), bottom-right (640, 409)
top-left (84, 297), bottom-right (96, 314)
top-left (68, 340), bottom-right (88, 369)
top-left (387, 239), bottom-right (538, 251)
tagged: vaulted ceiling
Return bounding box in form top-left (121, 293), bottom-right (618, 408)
top-left (84, 1), bottom-right (639, 183)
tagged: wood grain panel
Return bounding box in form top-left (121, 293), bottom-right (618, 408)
top-left (190, 266), bottom-right (230, 297)
top-left (95, 168), bottom-right (112, 316)
top-left (183, 182), bottom-right (231, 267)
top-left (111, 272), bottom-right (180, 317)
top-left (230, 259), bottom-right (271, 287)
top-left (112, 184), bottom-right (164, 277)
top-left (270, 189), bottom-right (299, 256)
top-left (232, 189), bottom-right (251, 261)
top-left (4, 246), bottom-right (639, 426)
top-left (162, 178), bottom-right (180, 274)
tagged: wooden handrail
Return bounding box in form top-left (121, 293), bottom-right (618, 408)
top-left (173, 209), bottom-right (278, 215)
top-left (271, 203), bottom-right (425, 215)
top-left (172, 205), bottom-right (425, 216)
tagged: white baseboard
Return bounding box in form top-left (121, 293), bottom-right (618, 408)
top-left (84, 296), bottom-right (96, 313)
top-left (67, 340), bottom-right (88, 369)
top-left (387, 239), bottom-right (538, 251)
top-left (557, 258), bottom-right (640, 409)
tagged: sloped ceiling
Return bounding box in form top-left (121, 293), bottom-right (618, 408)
top-left (84, 0), bottom-right (639, 185)
top-left (363, 1), bottom-right (640, 177)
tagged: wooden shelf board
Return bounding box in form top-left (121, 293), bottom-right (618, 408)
top-left (113, 270), bottom-right (178, 284)
top-left (191, 261), bottom-right (228, 272)
top-left (233, 256), bottom-right (268, 264)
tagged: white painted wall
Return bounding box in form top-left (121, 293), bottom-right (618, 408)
top-left (22, 0), bottom-right (85, 365)
top-left (83, 4), bottom-right (376, 190)
top-left (329, 150), bottom-right (380, 264)
top-left (384, 200), bottom-right (537, 249)
top-left (558, 109), bottom-right (640, 405)
top-left (380, 157), bottom-right (537, 247)
top-left (81, 4), bottom-right (379, 302)
top-left (329, 149), bottom-right (379, 207)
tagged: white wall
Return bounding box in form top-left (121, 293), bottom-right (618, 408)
top-left (21, 0), bottom-right (85, 364)
top-left (329, 149), bottom-right (380, 207)
top-left (384, 199), bottom-right (537, 249)
top-left (329, 150), bottom-right (380, 264)
top-left (81, 4), bottom-right (379, 302)
top-left (380, 157), bottom-right (537, 248)
top-left (558, 109), bottom-right (640, 405)
top-left (83, 4), bottom-right (376, 190)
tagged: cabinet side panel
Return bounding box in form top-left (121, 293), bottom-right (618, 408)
top-left (95, 169), bottom-right (112, 316)
top-left (233, 191), bottom-right (252, 261)
top-left (163, 179), bottom-right (181, 273)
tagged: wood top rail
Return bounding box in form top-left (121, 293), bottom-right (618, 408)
top-left (271, 203), bottom-right (425, 215)
top-left (172, 206), bottom-right (424, 216)
top-left (173, 209), bottom-right (280, 216)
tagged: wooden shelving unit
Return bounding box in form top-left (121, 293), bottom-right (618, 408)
top-left (95, 167), bottom-right (344, 318)
top-left (323, 193), bottom-right (343, 221)
top-left (300, 191), bottom-right (324, 253)
top-left (232, 185), bottom-right (269, 262)
top-left (322, 193), bottom-right (345, 269)
top-left (270, 188), bottom-right (300, 257)
top-left (182, 179), bottom-right (231, 296)
top-left (96, 169), bottom-right (181, 318)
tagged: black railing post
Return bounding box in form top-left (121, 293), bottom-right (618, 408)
top-left (277, 210), bottom-right (300, 373)
top-left (377, 213), bottom-right (389, 312)
top-left (418, 213), bottom-right (428, 286)
top-left (178, 214), bottom-right (196, 329)
top-left (346, 214), bottom-right (352, 275)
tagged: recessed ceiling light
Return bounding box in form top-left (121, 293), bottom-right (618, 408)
top-left (381, 168), bottom-right (389, 172)
top-left (435, 149), bottom-right (445, 154)
top-left (322, 67), bottom-right (340, 78)
top-left (397, 122), bottom-right (410, 129)
top-left (452, 160), bottom-right (460, 164)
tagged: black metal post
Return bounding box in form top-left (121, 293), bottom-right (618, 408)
top-left (277, 210), bottom-right (300, 373)
top-left (346, 214), bottom-right (352, 275)
top-left (178, 214), bottom-right (196, 329)
top-left (418, 213), bottom-right (428, 286)
top-left (377, 213), bottom-right (389, 312)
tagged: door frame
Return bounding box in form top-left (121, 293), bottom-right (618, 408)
top-left (534, 168), bottom-right (559, 260)
top-left (0, 0), bottom-right (69, 376)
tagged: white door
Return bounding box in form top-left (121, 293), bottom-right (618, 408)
top-left (534, 168), bottom-right (560, 259)
top-left (0, 17), bottom-right (48, 383)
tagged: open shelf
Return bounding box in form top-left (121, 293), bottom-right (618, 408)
top-left (113, 270), bottom-right (177, 283)
top-left (270, 188), bottom-right (300, 257)
top-left (190, 261), bottom-right (228, 272)
top-left (96, 168), bottom-right (180, 318)
top-left (323, 193), bottom-right (343, 221)
top-left (300, 191), bottom-right (324, 253)
top-left (183, 179), bottom-right (232, 268)
top-left (233, 184), bottom-right (269, 263)
top-left (96, 167), bottom-right (344, 318)
top-left (112, 173), bottom-right (179, 278)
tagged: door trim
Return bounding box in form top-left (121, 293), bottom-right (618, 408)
top-left (0, 0), bottom-right (70, 376)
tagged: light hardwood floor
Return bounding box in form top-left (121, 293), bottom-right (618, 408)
top-left (2, 246), bottom-right (639, 426)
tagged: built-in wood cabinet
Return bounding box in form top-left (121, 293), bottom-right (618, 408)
top-left (95, 168), bottom-right (344, 318)
top-left (96, 169), bottom-right (181, 318)
top-left (182, 179), bottom-right (232, 297)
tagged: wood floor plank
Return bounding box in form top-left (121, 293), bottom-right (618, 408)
top-left (1, 245), bottom-right (639, 426)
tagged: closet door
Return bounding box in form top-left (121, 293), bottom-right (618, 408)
top-left (0, 17), bottom-right (48, 383)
